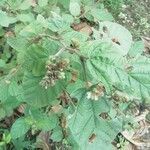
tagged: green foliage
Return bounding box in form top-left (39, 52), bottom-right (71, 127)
top-left (0, 0), bottom-right (149, 149)
top-left (102, 0), bottom-right (124, 16)
top-left (0, 10), bottom-right (16, 27)
top-left (23, 73), bottom-right (63, 107)
top-left (10, 117), bottom-right (30, 139)
top-left (69, 0), bottom-right (81, 17)
top-left (68, 89), bottom-right (122, 149)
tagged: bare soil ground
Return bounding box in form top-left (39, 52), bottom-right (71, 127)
top-left (118, 0), bottom-right (150, 39)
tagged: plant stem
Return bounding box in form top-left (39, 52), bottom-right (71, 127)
top-left (39, 34), bottom-right (61, 40)
top-left (54, 47), bottom-right (66, 57)
top-left (41, 33), bottom-right (88, 59)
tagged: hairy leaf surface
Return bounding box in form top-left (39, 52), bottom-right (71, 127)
top-left (23, 73), bottom-right (63, 107)
top-left (68, 89), bottom-right (122, 149)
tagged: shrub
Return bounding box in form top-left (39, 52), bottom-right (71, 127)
top-left (0, 0), bottom-right (149, 149)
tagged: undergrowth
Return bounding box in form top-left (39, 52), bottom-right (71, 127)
top-left (0, 0), bottom-right (149, 149)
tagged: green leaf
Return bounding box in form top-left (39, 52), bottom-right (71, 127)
top-left (87, 55), bottom-right (150, 99)
top-left (67, 80), bottom-right (85, 97)
top-left (23, 44), bottom-right (49, 76)
top-left (128, 41), bottom-right (144, 57)
top-left (0, 0), bottom-right (6, 6)
top-left (25, 109), bottom-right (59, 130)
top-left (0, 142), bottom-right (5, 146)
top-left (0, 10), bottom-right (16, 27)
top-left (80, 40), bottom-right (126, 62)
top-left (80, 41), bottom-right (125, 92)
top-left (11, 117), bottom-right (30, 139)
top-left (7, 36), bottom-right (29, 52)
top-left (62, 30), bottom-right (88, 45)
top-left (0, 0), bottom-right (149, 149)
top-left (19, 21), bottom-right (43, 37)
top-left (0, 97), bottom-right (20, 120)
top-left (58, 0), bottom-right (70, 9)
top-left (41, 38), bottom-right (59, 55)
top-left (84, 0), bottom-right (97, 5)
top-left (51, 126), bottom-right (63, 142)
top-left (128, 57), bottom-right (150, 99)
top-left (19, 0), bottom-right (32, 10)
top-left (0, 14), bottom-right (9, 27)
top-left (37, 14), bottom-right (48, 28)
top-left (36, 114), bottom-right (59, 131)
top-left (0, 26), bottom-right (4, 36)
top-left (7, 0), bottom-right (22, 10)
top-left (23, 73), bottom-right (63, 108)
top-left (9, 81), bottom-right (24, 101)
top-left (17, 13), bottom-right (35, 23)
top-left (0, 59), bottom-right (6, 68)
top-left (4, 133), bottom-right (11, 143)
top-left (99, 21), bottom-right (133, 55)
top-left (38, 0), bottom-right (48, 7)
top-left (68, 89), bottom-right (122, 149)
top-left (91, 9), bottom-right (114, 21)
top-left (48, 12), bottom-right (70, 33)
top-left (62, 14), bottom-right (74, 24)
top-left (69, 0), bottom-right (81, 17)
top-left (0, 80), bottom-right (10, 102)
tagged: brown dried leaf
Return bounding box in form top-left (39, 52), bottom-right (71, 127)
top-left (17, 104), bottom-right (26, 114)
top-left (31, 0), bottom-right (37, 7)
top-left (79, 25), bottom-right (93, 35)
top-left (51, 104), bottom-right (62, 113)
top-left (36, 131), bottom-right (51, 150)
top-left (60, 92), bottom-right (69, 105)
top-left (89, 133), bottom-right (96, 143)
top-left (123, 143), bottom-right (136, 150)
top-left (72, 22), bottom-right (87, 31)
top-left (70, 70), bottom-right (78, 83)
top-left (102, 26), bottom-right (108, 33)
top-left (86, 81), bottom-right (93, 88)
top-left (112, 38), bottom-right (121, 45)
top-left (5, 31), bottom-right (14, 37)
top-left (99, 112), bottom-right (109, 120)
top-left (142, 36), bottom-right (150, 55)
top-left (122, 111), bottom-right (150, 149)
top-left (61, 115), bottom-right (67, 129)
top-left (72, 22), bottom-right (92, 35)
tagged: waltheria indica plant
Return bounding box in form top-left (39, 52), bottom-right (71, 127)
top-left (0, 0), bottom-right (149, 149)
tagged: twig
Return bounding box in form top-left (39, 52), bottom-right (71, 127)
top-left (54, 47), bottom-right (66, 58)
top-left (39, 34), bottom-right (61, 40)
top-left (65, 91), bottom-right (76, 108)
top-left (40, 33), bottom-right (88, 59)
top-left (59, 40), bottom-right (80, 56)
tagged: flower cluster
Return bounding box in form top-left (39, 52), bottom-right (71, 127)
top-left (40, 57), bottom-right (69, 89)
top-left (87, 84), bottom-right (105, 101)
